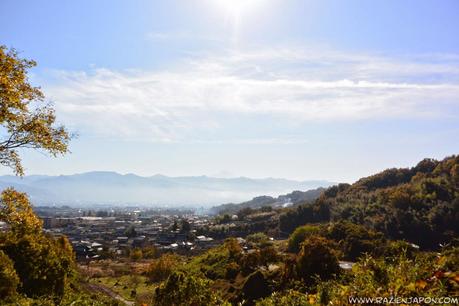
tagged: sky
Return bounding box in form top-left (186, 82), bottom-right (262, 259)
top-left (0, 0), bottom-right (458, 182)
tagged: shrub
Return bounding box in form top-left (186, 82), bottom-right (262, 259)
top-left (242, 270), bottom-right (271, 302)
top-left (146, 254), bottom-right (179, 283)
top-left (142, 246), bottom-right (158, 259)
top-left (186, 238), bottom-right (242, 280)
top-left (129, 248), bottom-right (143, 261)
top-left (225, 262), bottom-right (240, 280)
top-left (318, 246), bottom-right (458, 303)
top-left (327, 221), bottom-right (386, 260)
top-left (296, 236), bottom-right (340, 284)
top-left (152, 271), bottom-right (229, 306)
top-left (246, 232), bottom-right (270, 246)
top-left (256, 290), bottom-right (311, 306)
top-left (287, 224), bottom-right (322, 253)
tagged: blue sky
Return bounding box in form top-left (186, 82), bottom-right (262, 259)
top-left (1, 0), bottom-right (458, 182)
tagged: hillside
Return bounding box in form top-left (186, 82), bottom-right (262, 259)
top-left (210, 188), bottom-right (326, 215)
top-left (1, 156), bottom-right (458, 305)
top-left (0, 172), bottom-right (333, 206)
top-left (279, 155), bottom-right (459, 249)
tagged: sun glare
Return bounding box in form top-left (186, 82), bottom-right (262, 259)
top-left (216, 0), bottom-right (264, 16)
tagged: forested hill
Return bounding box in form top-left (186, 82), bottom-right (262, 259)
top-left (279, 155), bottom-right (459, 249)
top-left (210, 187), bottom-right (326, 215)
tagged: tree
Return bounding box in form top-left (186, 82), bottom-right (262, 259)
top-left (146, 254), bottom-right (179, 283)
top-left (287, 224), bottom-right (321, 253)
top-left (0, 188), bottom-right (43, 235)
top-left (0, 47), bottom-right (74, 302)
top-left (0, 46), bottom-right (70, 175)
top-left (296, 236), bottom-right (340, 284)
top-left (180, 219), bottom-right (191, 233)
top-left (124, 225), bottom-right (137, 238)
top-left (2, 233), bottom-right (74, 300)
top-left (0, 250), bottom-right (19, 300)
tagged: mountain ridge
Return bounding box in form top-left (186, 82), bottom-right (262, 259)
top-left (0, 171), bottom-right (334, 207)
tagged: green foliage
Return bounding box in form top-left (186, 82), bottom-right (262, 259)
top-left (383, 240), bottom-right (419, 260)
top-left (279, 201), bottom-right (330, 234)
top-left (186, 238), bottom-right (242, 280)
top-left (0, 46), bottom-right (115, 305)
top-left (0, 188), bottom-right (43, 235)
top-left (240, 247), bottom-right (280, 275)
top-left (217, 214), bottom-right (232, 224)
top-left (0, 46), bottom-right (70, 176)
top-left (287, 224), bottom-right (322, 253)
top-left (124, 225), bottom-right (137, 238)
top-left (180, 219), bottom-right (191, 233)
top-left (327, 248), bottom-right (459, 302)
top-left (256, 290), bottom-right (311, 306)
top-left (246, 232), bottom-right (271, 247)
top-left (0, 250), bottom-right (19, 300)
top-left (296, 236), bottom-right (340, 284)
top-left (237, 207), bottom-right (254, 220)
top-left (224, 262), bottom-right (240, 279)
top-left (327, 221), bottom-right (386, 260)
top-left (58, 282), bottom-right (123, 306)
top-left (152, 271), bottom-right (230, 306)
top-left (2, 233), bottom-right (74, 300)
top-left (280, 156), bottom-right (459, 250)
top-left (0, 189), bottom-right (75, 302)
top-left (241, 270), bottom-right (271, 301)
top-left (129, 248), bottom-right (143, 261)
top-left (142, 246), bottom-right (158, 259)
top-left (147, 253), bottom-right (180, 283)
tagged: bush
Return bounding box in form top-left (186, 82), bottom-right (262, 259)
top-left (383, 240), bottom-right (419, 260)
top-left (225, 262), bottom-right (240, 280)
top-left (296, 236), bottom-right (340, 284)
top-left (287, 225), bottom-right (322, 253)
top-left (152, 271), bottom-right (229, 306)
top-left (146, 254), bottom-right (179, 283)
top-left (246, 232), bottom-right (270, 246)
top-left (142, 246), bottom-right (158, 259)
top-left (256, 290), bottom-right (311, 306)
top-left (327, 221), bottom-right (386, 260)
top-left (242, 270), bottom-right (271, 302)
top-left (129, 248), bottom-right (143, 261)
top-left (186, 238), bottom-right (242, 280)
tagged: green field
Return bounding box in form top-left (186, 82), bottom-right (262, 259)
top-left (90, 275), bottom-right (154, 302)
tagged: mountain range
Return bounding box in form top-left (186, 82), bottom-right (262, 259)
top-left (0, 171), bottom-right (334, 207)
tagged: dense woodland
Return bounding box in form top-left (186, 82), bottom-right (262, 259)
top-left (279, 155), bottom-right (459, 249)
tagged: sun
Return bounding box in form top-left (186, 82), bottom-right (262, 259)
top-left (216, 0), bottom-right (264, 16)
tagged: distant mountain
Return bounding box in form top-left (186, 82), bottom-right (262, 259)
top-left (0, 172), bottom-right (334, 207)
top-left (210, 188), bottom-right (326, 215)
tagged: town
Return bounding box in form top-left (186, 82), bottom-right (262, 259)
top-left (35, 206), bottom-right (226, 261)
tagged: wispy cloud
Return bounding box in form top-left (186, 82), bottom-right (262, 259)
top-left (44, 47), bottom-right (459, 143)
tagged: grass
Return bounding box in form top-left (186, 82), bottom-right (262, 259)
top-left (90, 275), bottom-right (154, 302)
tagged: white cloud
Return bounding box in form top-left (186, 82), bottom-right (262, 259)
top-left (44, 47), bottom-right (459, 143)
